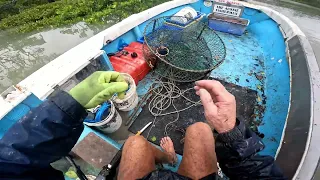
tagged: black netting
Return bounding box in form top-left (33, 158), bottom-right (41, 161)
top-left (143, 16), bottom-right (226, 82)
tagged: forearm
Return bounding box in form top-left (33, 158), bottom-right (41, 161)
top-left (0, 91), bottom-right (87, 175)
top-left (215, 119), bottom-right (285, 179)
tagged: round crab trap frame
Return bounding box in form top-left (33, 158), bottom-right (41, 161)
top-left (143, 16), bottom-right (226, 82)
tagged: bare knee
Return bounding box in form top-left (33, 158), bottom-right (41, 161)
top-left (188, 122), bottom-right (211, 132)
top-left (119, 136), bottom-right (155, 180)
top-left (124, 135), bottom-right (148, 149)
top-left (186, 122), bottom-right (213, 138)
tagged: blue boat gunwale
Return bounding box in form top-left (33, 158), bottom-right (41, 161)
top-left (0, 0), bottom-right (319, 179)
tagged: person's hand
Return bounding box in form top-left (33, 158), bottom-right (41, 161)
top-left (69, 71), bottom-right (128, 109)
top-left (194, 80), bottom-right (236, 133)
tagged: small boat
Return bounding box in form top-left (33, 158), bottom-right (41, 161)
top-left (0, 0), bottom-right (319, 179)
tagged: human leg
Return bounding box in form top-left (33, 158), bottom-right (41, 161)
top-left (178, 122), bottom-right (218, 179)
top-left (118, 135), bottom-right (176, 180)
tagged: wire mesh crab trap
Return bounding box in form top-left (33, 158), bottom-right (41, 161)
top-left (143, 16), bottom-right (226, 82)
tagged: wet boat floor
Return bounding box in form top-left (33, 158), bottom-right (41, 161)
top-left (129, 77), bottom-right (257, 155)
top-left (60, 29), bottom-right (267, 173)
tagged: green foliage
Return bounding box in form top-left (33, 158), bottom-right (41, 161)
top-left (0, 0), bottom-right (169, 33)
top-left (0, 0), bottom-right (51, 20)
top-left (0, 1), bottom-right (19, 20)
top-left (291, 0), bottom-right (320, 8)
top-left (15, 0), bottom-right (51, 9)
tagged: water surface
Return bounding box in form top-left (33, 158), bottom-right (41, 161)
top-left (0, 22), bottom-right (112, 92)
top-left (255, 0), bottom-right (320, 64)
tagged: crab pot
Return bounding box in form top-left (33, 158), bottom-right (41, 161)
top-left (143, 16), bottom-right (226, 82)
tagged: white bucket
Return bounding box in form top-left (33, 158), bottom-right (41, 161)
top-left (112, 73), bottom-right (139, 111)
top-left (84, 101), bottom-right (122, 133)
top-left (171, 7), bottom-right (197, 24)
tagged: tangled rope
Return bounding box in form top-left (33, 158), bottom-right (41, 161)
top-left (145, 77), bottom-right (201, 138)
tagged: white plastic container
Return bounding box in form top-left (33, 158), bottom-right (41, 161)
top-left (84, 101), bottom-right (122, 133)
top-left (112, 73), bottom-right (139, 111)
top-left (171, 7), bottom-right (197, 24)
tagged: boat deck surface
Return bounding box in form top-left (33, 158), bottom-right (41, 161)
top-left (0, 4), bottom-right (293, 178)
top-left (60, 22), bottom-right (290, 175)
top-left (128, 29), bottom-right (265, 155)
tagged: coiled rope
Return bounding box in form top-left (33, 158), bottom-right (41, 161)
top-left (145, 77), bottom-right (201, 138)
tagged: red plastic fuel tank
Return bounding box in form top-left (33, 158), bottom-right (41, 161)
top-left (109, 42), bottom-right (151, 85)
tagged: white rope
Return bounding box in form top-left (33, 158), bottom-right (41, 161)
top-left (145, 77), bottom-right (201, 137)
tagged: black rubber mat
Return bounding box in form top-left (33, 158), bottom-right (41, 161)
top-left (129, 79), bottom-right (257, 155)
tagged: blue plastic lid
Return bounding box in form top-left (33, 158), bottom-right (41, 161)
top-left (84, 102), bottom-right (111, 123)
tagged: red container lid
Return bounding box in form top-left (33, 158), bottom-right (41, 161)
top-left (109, 42), bottom-right (151, 85)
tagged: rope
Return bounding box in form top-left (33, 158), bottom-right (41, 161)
top-left (145, 76), bottom-right (201, 138)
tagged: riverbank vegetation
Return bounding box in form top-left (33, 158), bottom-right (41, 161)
top-left (0, 0), bottom-right (169, 33)
top-left (292, 0), bottom-right (320, 8)
top-left (1, 0), bottom-right (318, 34)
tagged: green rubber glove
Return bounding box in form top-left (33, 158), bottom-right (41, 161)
top-left (69, 71), bottom-right (128, 109)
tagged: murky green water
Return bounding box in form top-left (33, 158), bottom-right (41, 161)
top-left (0, 22), bottom-right (113, 92)
top-left (0, 0), bottom-right (320, 92)
top-left (255, 0), bottom-right (320, 63)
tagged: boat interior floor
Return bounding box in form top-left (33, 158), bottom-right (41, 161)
top-left (128, 29), bottom-right (266, 149)
top-left (129, 77), bottom-right (258, 155)
top-left (53, 18), bottom-right (291, 176)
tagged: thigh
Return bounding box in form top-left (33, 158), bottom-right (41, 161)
top-left (178, 122), bottom-right (217, 179)
top-left (118, 136), bottom-right (156, 180)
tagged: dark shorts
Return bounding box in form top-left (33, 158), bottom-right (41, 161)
top-left (140, 170), bottom-right (217, 180)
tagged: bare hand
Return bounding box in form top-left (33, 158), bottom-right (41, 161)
top-left (195, 80), bottom-right (236, 133)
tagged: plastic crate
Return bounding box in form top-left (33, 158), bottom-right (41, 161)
top-left (208, 13), bottom-right (250, 36)
top-left (166, 11), bottom-right (205, 27)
